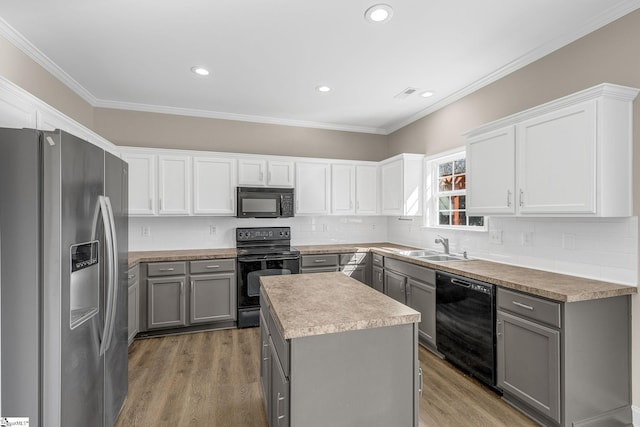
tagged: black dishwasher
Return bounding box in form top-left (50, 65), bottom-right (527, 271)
top-left (436, 271), bottom-right (497, 390)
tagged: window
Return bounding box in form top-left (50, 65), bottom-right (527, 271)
top-left (426, 150), bottom-right (485, 229)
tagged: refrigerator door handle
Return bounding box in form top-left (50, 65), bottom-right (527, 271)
top-left (98, 195), bottom-right (118, 356)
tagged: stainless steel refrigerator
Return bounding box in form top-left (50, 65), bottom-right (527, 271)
top-left (0, 128), bottom-right (128, 427)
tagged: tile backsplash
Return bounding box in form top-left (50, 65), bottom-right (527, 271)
top-left (387, 216), bottom-right (638, 286)
top-left (129, 216), bottom-right (388, 251)
top-left (129, 215), bottom-right (637, 286)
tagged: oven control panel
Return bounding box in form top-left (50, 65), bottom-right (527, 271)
top-left (236, 227), bottom-right (291, 241)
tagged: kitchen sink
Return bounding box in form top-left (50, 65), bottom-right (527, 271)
top-left (395, 249), bottom-right (440, 257)
top-left (417, 254), bottom-right (465, 262)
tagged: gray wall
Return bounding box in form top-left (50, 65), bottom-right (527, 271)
top-left (93, 108), bottom-right (389, 161)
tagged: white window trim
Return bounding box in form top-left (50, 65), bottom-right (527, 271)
top-left (423, 148), bottom-right (487, 231)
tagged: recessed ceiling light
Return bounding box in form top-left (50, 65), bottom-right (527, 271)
top-left (316, 85), bottom-right (331, 93)
top-left (191, 66), bottom-right (210, 76)
top-left (420, 90), bottom-right (435, 98)
top-left (364, 4), bottom-right (393, 23)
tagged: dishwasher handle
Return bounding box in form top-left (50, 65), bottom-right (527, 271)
top-left (451, 278), bottom-right (472, 288)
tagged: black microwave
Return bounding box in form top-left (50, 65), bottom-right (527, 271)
top-left (236, 187), bottom-right (295, 218)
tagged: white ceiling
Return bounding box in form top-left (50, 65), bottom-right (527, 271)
top-left (0, 0), bottom-right (639, 135)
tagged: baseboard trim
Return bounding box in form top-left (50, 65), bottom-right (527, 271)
top-left (632, 405), bottom-right (640, 426)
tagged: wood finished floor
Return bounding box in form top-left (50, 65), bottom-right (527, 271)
top-left (115, 328), bottom-right (538, 427)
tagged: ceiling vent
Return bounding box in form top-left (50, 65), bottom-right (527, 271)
top-left (394, 87), bottom-right (419, 99)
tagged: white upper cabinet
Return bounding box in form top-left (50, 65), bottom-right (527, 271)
top-left (517, 102), bottom-right (596, 214)
top-left (331, 164), bottom-right (356, 215)
top-left (380, 154), bottom-right (424, 216)
top-left (355, 164), bottom-right (378, 215)
top-left (158, 155), bottom-right (191, 215)
top-left (310, 161), bottom-right (379, 216)
top-left (193, 157), bottom-right (236, 215)
top-left (296, 162), bottom-right (330, 215)
top-left (238, 158), bottom-right (294, 187)
top-left (466, 83), bottom-right (638, 217)
top-left (467, 126), bottom-right (516, 215)
top-left (122, 152), bottom-right (156, 216)
top-left (122, 149), bottom-right (236, 217)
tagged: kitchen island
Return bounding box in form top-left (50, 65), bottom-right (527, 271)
top-left (259, 272), bottom-right (421, 427)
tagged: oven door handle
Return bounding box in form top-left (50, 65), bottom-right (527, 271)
top-left (238, 255), bottom-right (300, 262)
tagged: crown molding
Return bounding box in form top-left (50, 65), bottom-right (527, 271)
top-left (0, 16), bottom-right (99, 105)
top-left (384, 0), bottom-right (640, 134)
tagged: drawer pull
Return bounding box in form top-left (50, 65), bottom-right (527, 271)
top-left (314, 259), bottom-right (326, 263)
top-left (159, 267), bottom-right (175, 272)
top-left (206, 265), bottom-right (220, 269)
top-left (512, 300), bottom-right (534, 311)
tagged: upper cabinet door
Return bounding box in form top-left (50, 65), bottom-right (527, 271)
top-left (238, 159), bottom-right (294, 187)
top-left (158, 155), bottom-right (191, 215)
top-left (238, 159), bottom-right (267, 186)
top-left (466, 126), bottom-right (516, 215)
top-left (380, 154), bottom-right (423, 216)
top-left (331, 164), bottom-right (355, 215)
top-left (295, 162), bottom-right (330, 214)
top-left (517, 101), bottom-right (596, 214)
top-left (193, 157), bottom-right (236, 215)
top-left (267, 160), bottom-right (294, 187)
top-left (355, 164), bottom-right (378, 215)
top-left (123, 153), bottom-right (156, 215)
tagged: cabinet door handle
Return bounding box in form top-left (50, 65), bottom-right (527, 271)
top-left (506, 190), bottom-right (511, 207)
top-left (148, 198), bottom-right (152, 210)
top-left (418, 367), bottom-right (423, 396)
top-left (277, 392), bottom-right (286, 422)
top-left (512, 300), bottom-right (534, 311)
top-left (262, 342), bottom-right (269, 361)
top-left (268, 171), bottom-right (272, 183)
top-left (497, 319), bottom-right (503, 337)
top-left (159, 267), bottom-right (175, 272)
top-left (519, 189), bottom-right (524, 207)
top-left (180, 282), bottom-right (184, 296)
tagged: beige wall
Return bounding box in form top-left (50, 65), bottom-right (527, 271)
top-left (0, 35), bottom-right (94, 128)
top-left (389, 9), bottom-right (640, 409)
top-left (93, 108), bottom-right (388, 161)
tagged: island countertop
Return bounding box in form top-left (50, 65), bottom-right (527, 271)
top-left (260, 272), bottom-right (421, 340)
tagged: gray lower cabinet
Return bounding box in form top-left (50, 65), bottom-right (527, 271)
top-left (497, 309), bottom-right (560, 423)
top-left (127, 265), bottom-right (140, 345)
top-left (147, 275), bottom-right (187, 329)
top-left (372, 265), bottom-right (384, 293)
top-left (384, 269), bottom-right (407, 303)
top-left (300, 253), bottom-right (371, 286)
top-left (406, 278), bottom-right (436, 348)
top-left (497, 288), bottom-right (632, 427)
top-left (383, 258), bottom-right (437, 349)
top-left (143, 259), bottom-right (236, 331)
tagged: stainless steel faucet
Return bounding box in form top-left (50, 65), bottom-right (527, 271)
top-left (435, 235), bottom-right (450, 254)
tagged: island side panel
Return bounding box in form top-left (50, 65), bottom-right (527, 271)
top-left (289, 323), bottom-right (418, 427)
